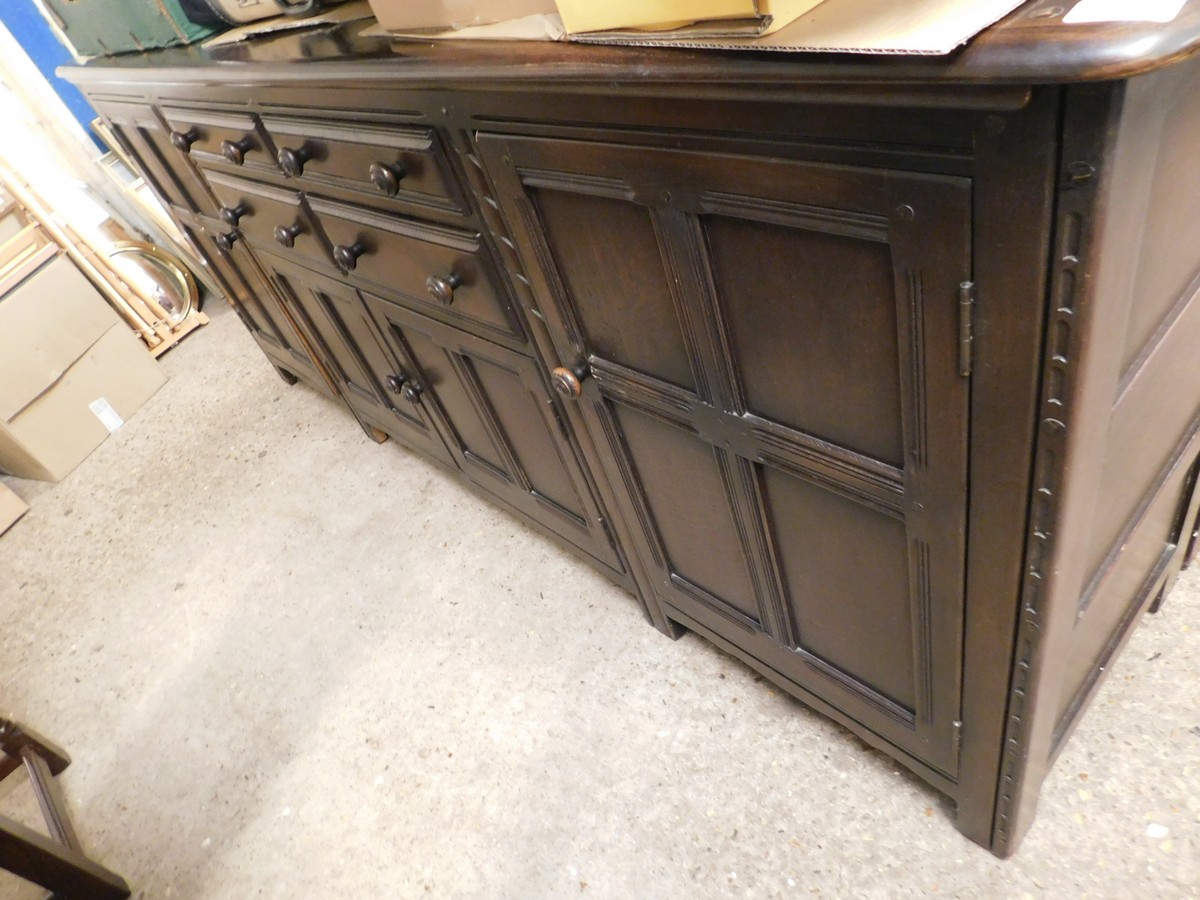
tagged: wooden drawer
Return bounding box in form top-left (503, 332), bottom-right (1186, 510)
top-left (309, 198), bottom-right (523, 344)
top-left (261, 116), bottom-right (463, 214)
top-left (161, 107), bottom-right (276, 175)
top-left (204, 171), bottom-right (328, 266)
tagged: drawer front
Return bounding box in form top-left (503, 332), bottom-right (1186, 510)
top-left (204, 171), bottom-right (328, 266)
top-left (310, 199), bottom-right (523, 344)
top-left (161, 107), bottom-right (276, 175)
top-left (262, 117), bottom-right (463, 214)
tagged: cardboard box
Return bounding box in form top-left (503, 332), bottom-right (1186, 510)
top-left (0, 482), bottom-right (28, 536)
top-left (568, 0), bottom-right (1027, 54)
top-left (368, 0), bottom-right (555, 32)
top-left (0, 255), bottom-right (166, 482)
top-left (35, 0), bottom-right (218, 59)
top-left (555, 0), bottom-right (824, 36)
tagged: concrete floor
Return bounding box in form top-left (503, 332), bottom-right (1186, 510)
top-left (1, 300), bottom-right (1197, 899)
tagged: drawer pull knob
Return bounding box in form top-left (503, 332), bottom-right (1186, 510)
top-left (277, 145), bottom-right (312, 177)
top-left (402, 381), bottom-right (424, 404)
top-left (385, 373), bottom-right (408, 394)
top-left (368, 161), bottom-right (407, 197)
top-left (551, 365), bottom-right (588, 400)
top-left (426, 272), bottom-right (463, 305)
top-left (169, 128), bottom-right (200, 152)
top-left (333, 241), bottom-right (368, 273)
top-left (221, 136), bottom-right (255, 166)
top-left (219, 203), bottom-right (250, 227)
top-left (214, 230), bottom-right (240, 252)
top-left (274, 222), bottom-right (305, 249)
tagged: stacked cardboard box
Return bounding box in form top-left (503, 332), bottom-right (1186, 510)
top-left (0, 254), bottom-right (165, 481)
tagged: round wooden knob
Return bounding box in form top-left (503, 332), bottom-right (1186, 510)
top-left (551, 366), bottom-right (586, 399)
top-left (170, 128), bottom-right (200, 152)
top-left (219, 203), bottom-right (249, 226)
top-left (221, 136), bottom-right (254, 165)
top-left (274, 223), bottom-right (304, 248)
top-left (368, 161), bottom-right (406, 196)
top-left (402, 381), bottom-right (423, 404)
top-left (214, 230), bottom-right (239, 252)
top-left (333, 241), bottom-right (368, 273)
top-left (385, 373), bottom-right (407, 394)
top-left (277, 145), bottom-right (312, 177)
top-left (426, 272), bottom-right (463, 305)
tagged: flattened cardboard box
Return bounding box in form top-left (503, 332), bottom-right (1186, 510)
top-left (368, 0), bottom-right (556, 31)
top-left (375, 0), bottom-right (1026, 55)
top-left (0, 482), bottom-right (28, 535)
top-left (569, 0), bottom-right (1027, 54)
top-left (0, 255), bottom-right (166, 482)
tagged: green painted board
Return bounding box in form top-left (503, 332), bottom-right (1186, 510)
top-left (39, 0), bottom-right (218, 58)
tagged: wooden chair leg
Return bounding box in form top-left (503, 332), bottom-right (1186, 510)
top-left (0, 718), bottom-right (131, 899)
top-left (23, 747), bottom-right (79, 850)
top-left (0, 813), bottom-right (130, 900)
top-left (0, 719), bottom-right (70, 775)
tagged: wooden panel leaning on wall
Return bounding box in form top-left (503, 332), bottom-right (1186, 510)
top-left (61, 2), bottom-right (1200, 857)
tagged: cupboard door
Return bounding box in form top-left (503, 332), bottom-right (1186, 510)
top-left (361, 292), bottom-right (624, 574)
top-left (257, 252), bottom-right (455, 468)
top-left (480, 134), bottom-right (971, 775)
top-left (97, 102), bottom-right (218, 216)
top-left (181, 218), bottom-right (325, 385)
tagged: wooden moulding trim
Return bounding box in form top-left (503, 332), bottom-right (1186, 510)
top-left (989, 123), bottom-right (1102, 855)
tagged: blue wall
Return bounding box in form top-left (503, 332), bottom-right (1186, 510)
top-left (0, 2), bottom-right (101, 147)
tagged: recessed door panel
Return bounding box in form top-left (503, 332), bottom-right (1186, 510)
top-left (532, 188), bottom-right (695, 390)
top-left (613, 403), bottom-right (760, 623)
top-left (481, 132), bottom-right (971, 774)
top-left (705, 216), bottom-right (904, 466)
top-left (180, 218), bottom-right (326, 391)
top-left (401, 327), bottom-right (507, 474)
top-left (470, 357), bottom-right (583, 515)
top-left (99, 103), bottom-right (217, 216)
top-left (259, 253), bottom-right (454, 467)
top-left (361, 292), bottom-right (624, 573)
top-left (761, 464), bottom-right (915, 710)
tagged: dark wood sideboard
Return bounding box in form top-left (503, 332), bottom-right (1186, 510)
top-left (63, 1), bottom-right (1200, 857)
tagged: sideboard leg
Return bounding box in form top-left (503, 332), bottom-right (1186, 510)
top-left (654, 615), bottom-right (685, 641)
top-left (363, 425), bottom-right (389, 445)
top-left (274, 365), bottom-right (299, 386)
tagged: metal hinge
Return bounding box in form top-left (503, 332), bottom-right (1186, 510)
top-left (958, 281), bottom-right (976, 378)
top-left (951, 719), bottom-right (963, 765)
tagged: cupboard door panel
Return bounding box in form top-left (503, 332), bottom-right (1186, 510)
top-left (705, 216), bottom-right (904, 466)
top-left (761, 464), bottom-right (916, 710)
top-left (613, 403), bottom-right (760, 624)
top-left (401, 327), bottom-right (508, 474)
top-left (182, 218), bottom-right (328, 391)
top-left (470, 357), bottom-right (583, 515)
top-left (481, 132), bottom-right (970, 774)
top-left (361, 293), bottom-right (624, 573)
top-left (531, 189), bottom-right (696, 390)
top-left (258, 253), bottom-right (455, 467)
top-left (98, 102), bottom-right (217, 216)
